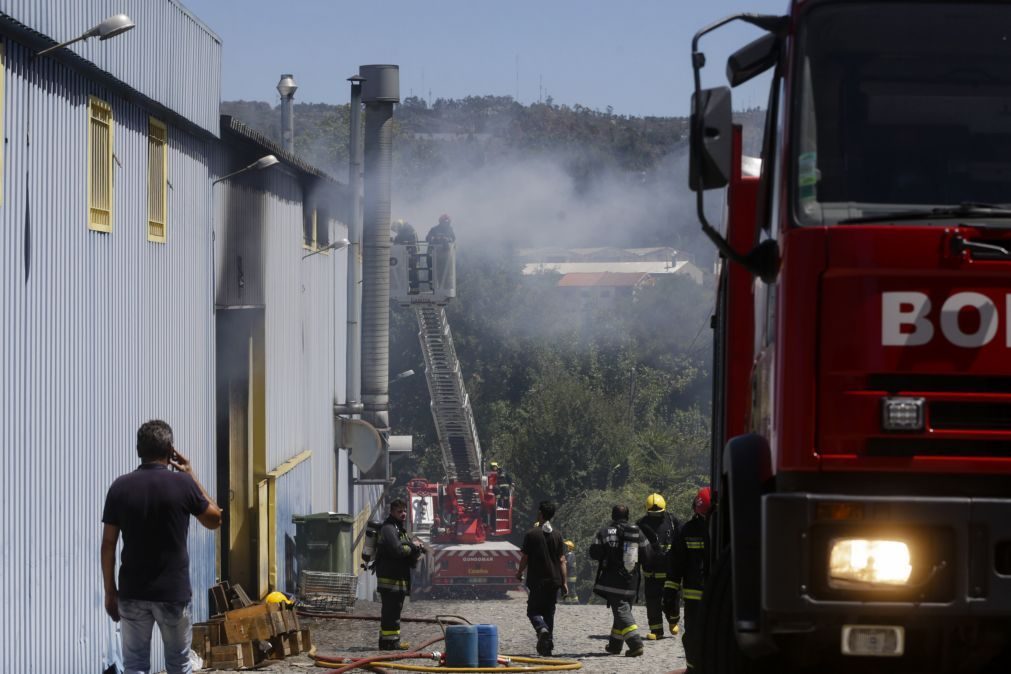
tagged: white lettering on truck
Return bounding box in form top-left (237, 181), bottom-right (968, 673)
top-left (882, 291), bottom-right (1003, 347)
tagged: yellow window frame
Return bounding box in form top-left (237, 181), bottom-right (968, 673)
top-left (87, 96), bottom-right (113, 232)
top-left (147, 117), bottom-right (167, 243)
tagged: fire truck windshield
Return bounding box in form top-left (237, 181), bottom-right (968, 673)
top-left (794, 3), bottom-right (1011, 226)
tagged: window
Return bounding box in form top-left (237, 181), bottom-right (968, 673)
top-left (147, 118), bottom-right (167, 242)
top-left (88, 97), bottom-right (113, 232)
top-left (303, 207), bottom-right (317, 250)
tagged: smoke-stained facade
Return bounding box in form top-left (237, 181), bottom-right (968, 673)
top-left (213, 117), bottom-right (357, 597)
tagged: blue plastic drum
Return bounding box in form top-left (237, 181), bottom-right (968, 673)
top-left (476, 624), bottom-right (499, 667)
top-left (445, 624), bottom-right (478, 668)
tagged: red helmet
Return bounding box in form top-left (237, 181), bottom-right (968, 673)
top-left (439, 214), bottom-right (451, 225)
top-left (693, 487), bottom-right (712, 516)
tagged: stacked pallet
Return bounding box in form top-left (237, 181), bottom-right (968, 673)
top-left (192, 583), bottom-right (313, 670)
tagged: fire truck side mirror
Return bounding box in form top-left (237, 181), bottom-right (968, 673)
top-left (689, 86), bottom-right (732, 191)
top-left (726, 33), bottom-right (780, 87)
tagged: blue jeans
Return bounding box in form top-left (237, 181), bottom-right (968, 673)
top-left (119, 598), bottom-right (192, 674)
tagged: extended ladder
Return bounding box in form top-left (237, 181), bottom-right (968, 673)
top-left (415, 303), bottom-right (483, 482)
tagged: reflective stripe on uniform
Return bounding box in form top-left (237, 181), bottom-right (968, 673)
top-left (649, 622), bottom-right (663, 630)
top-left (594, 583), bottom-right (635, 597)
top-left (643, 571), bottom-right (667, 580)
top-left (664, 580), bottom-right (681, 590)
top-left (611, 624), bottom-right (638, 637)
top-left (682, 588), bottom-right (703, 600)
top-left (685, 540), bottom-right (704, 549)
top-left (378, 577), bottom-right (408, 591)
top-left (380, 629), bottom-right (400, 637)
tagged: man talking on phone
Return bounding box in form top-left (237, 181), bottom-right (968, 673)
top-left (101, 420), bottom-right (222, 674)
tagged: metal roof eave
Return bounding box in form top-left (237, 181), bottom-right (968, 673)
top-left (0, 12), bottom-right (220, 142)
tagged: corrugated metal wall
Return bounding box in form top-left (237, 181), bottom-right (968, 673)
top-left (214, 159), bottom-right (354, 596)
top-left (0, 0), bottom-right (221, 135)
top-left (0, 38), bottom-right (216, 673)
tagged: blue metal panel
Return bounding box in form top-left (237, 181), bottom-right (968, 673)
top-left (0, 0), bottom-right (221, 134)
top-left (0, 41), bottom-right (216, 673)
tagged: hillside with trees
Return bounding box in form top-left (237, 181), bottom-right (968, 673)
top-left (224, 96), bottom-right (763, 597)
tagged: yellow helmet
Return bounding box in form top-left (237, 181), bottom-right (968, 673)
top-left (564, 540), bottom-right (575, 551)
top-left (265, 591), bottom-right (293, 605)
top-left (645, 493), bottom-right (666, 512)
top-left (490, 461), bottom-right (500, 470)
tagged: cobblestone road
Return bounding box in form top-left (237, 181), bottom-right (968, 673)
top-left (246, 591), bottom-right (686, 674)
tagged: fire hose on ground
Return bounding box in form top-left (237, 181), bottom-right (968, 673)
top-left (299, 610), bottom-right (582, 672)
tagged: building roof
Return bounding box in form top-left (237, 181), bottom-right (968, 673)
top-left (523, 261), bottom-right (689, 275)
top-left (518, 246), bottom-right (677, 262)
top-left (557, 272), bottom-right (651, 288)
top-left (221, 115), bottom-right (343, 185)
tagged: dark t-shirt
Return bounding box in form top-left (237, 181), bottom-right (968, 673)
top-left (102, 463), bottom-right (208, 602)
top-left (521, 523), bottom-right (564, 593)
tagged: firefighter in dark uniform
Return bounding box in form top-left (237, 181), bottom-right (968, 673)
top-left (637, 493), bottom-right (681, 640)
top-left (589, 504), bottom-right (650, 658)
top-left (669, 487), bottom-right (711, 670)
top-left (375, 498), bottom-right (424, 650)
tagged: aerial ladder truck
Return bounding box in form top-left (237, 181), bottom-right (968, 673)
top-left (390, 234), bottom-right (521, 596)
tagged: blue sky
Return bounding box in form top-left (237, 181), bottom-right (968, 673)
top-left (182, 0), bottom-right (785, 117)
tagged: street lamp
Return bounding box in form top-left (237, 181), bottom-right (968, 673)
top-left (392, 369), bottom-right (416, 383)
top-left (301, 237), bottom-right (351, 260)
top-left (212, 155), bottom-right (279, 185)
top-left (37, 14), bottom-right (135, 56)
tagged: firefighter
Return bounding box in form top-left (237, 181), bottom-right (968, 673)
top-left (589, 504), bottom-right (650, 658)
top-left (392, 219), bottom-right (417, 244)
top-left (375, 498), bottom-right (424, 650)
top-left (516, 501), bottom-right (567, 657)
top-left (426, 213), bottom-right (456, 243)
top-left (637, 493), bottom-right (681, 640)
top-left (669, 487), bottom-right (711, 670)
top-left (562, 540), bottom-right (579, 604)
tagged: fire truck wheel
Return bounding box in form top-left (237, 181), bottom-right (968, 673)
top-left (698, 552), bottom-right (776, 674)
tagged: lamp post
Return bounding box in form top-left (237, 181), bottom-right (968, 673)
top-left (212, 155), bottom-right (279, 186)
top-left (301, 237), bottom-right (351, 260)
top-left (37, 14), bottom-right (135, 56)
top-left (277, 74), bottom-right (297, 153)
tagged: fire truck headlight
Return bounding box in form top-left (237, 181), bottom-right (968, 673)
top-left (829, 539), bottom-right (912, 588)
top-left (881, 397), bottom-right (925, 432)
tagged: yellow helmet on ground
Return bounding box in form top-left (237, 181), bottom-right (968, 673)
top-left (645, 493), bottom-right (666, 512)
top-left (265, 591), bottom-right (293, 605)
top-left (564, 540), bottom-right (575, 551)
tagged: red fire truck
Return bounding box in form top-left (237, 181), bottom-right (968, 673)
top-left (691, 3), bottom-right (1011, 672)
top-left (406, 475), bottom-right (520, 594)
top-left (391, 237), bottom-right (522, 595)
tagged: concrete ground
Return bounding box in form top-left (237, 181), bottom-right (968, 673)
top-left (229, 590), bottom-right (686, 673)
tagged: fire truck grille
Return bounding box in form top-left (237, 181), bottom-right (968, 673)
top-left (930, 402), bottom-right (1011, 431)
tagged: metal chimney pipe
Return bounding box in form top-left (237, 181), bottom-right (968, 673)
top-left (339, 75), bottom-right (365, 415)
top-left (359, 65), bottom-right (399, 433)
top-left (277, 73), bottom-right (297, 153)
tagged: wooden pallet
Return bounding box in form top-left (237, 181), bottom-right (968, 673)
top-left (194, 584), bottom-right (312, 670)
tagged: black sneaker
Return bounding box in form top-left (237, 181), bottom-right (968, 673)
top-left (536, 629), bottom-right (553, 656)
